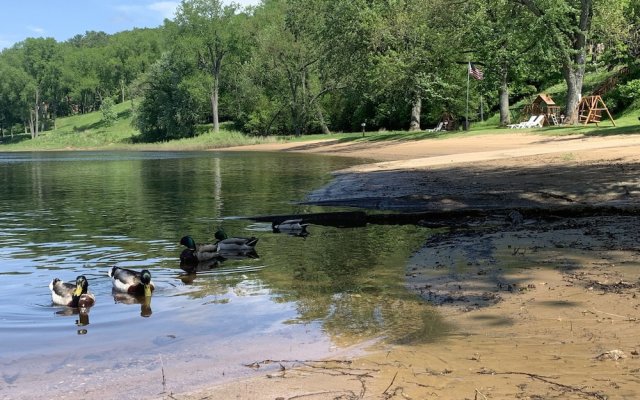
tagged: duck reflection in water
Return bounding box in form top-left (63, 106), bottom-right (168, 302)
top-left (112, 292), bottom-right (153, 317)
top-left (54, 307), bottom-right (91, 335)
top-left (179, 250), bottom-right (259, 284)
top-left (180, 256), bottom-right (224, 275)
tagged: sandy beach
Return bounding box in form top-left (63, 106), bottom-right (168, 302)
top-left (180, 131), bottom-right (640, 400)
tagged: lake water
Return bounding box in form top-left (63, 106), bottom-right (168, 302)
top-left (0, 151), bottom-right (446, 399)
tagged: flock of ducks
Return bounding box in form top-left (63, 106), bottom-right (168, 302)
top-left (49, 220), bottom-right (309, 311)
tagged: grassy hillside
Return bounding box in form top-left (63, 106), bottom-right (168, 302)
top-left (0, 87), bottom-right (639, 152)
top-left (0, 101), bottom-right (279, 151)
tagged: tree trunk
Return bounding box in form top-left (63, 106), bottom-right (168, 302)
top-left (40, 100), bottom-right (45, 133)
top-left (285, 65), bottom-right (302, 136)
top-left (409, 96), bottom-right (421, 131)
top-left (499, 72), bottom-right (511, 126)
top-left (563, 65), bottom-right (584, 124)
top-left (317, 106), bottom-right (330, 135)
top-left (33, 88), bottom-right (40, 138)
top-left (291, 104), bottom-right (302, 136)
top-left (304, 76), bottom-right (330, 134)
top-left (301, 70), bottom-right (307, 129)
top-left (29, 112), bottom-right (35, 139)
top-left (121, 79), bottom-right (126, 103)
top-left (211, 75), bottom-right (219, 133)
top-left (562, 0), bottom-right (591, 124)
top-left (210, 54), bottom-right (223, 134)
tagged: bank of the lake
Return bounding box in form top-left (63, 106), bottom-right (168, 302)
top-left (1, 98), bottom-right (637, 154)
top-left (0, 151), bottom-right (444, 400)
top-left (177, 132), bottom-right (640, 399)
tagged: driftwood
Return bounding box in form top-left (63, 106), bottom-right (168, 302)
top-left (250, 211), bottom-right (368, 227)
top-left (478, 369), bottom-right (607, 400)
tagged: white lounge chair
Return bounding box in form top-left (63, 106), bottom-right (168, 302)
top-left (517, 114), bottom-right (545, 128)
top-left (427, 122), bottom-right (443, 132)
top-left (507, 116), bottom-right (535, 129)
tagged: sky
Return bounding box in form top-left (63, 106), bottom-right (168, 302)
top-left (0, 0), bottom-right (261, 50)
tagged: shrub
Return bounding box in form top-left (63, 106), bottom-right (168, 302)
top-left (101, 98), bottom-right (117, 126)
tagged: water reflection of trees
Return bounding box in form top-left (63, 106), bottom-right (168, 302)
top-left (262, 225), bottom-right (450, 345)
top-left (2, 152), bottom-right (355, 258)
top-left (2, 153), bottom-right (448, 345)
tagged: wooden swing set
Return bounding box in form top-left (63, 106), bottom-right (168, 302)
top-left (578, 95), bottom-right (616, 126)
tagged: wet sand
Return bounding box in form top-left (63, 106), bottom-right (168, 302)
top-left (179, 131), bottom-right (640, 399)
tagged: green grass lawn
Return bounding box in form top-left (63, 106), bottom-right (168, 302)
top-left (1, 97), bottom-right (639, 152)
top-left (0, 101), bottom-right (280, 151)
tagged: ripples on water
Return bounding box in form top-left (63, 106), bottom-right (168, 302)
top-left (0, 151), bottom-right (446, 399)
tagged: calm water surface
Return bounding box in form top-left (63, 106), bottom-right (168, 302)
top-left (0, 151), bottom-right (446, 399)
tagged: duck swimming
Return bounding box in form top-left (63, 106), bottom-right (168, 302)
top-left (179, 235), bottom-right (220, 263)
top-left (214, 228), bottom-right (259, 252)
top-left (272, 219), bottom-right (310, 236)
top-left (108, 266), bottom-right (155, 297)
top-left (273, 219), bottom-right (309, 231)
top-left (49, 275), bottom-right (95, 308)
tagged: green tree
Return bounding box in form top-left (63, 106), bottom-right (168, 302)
top-left (173, 0), bottom-right (243, 133)
top-left (471, 0), bottom-right (548, 126)
top-left (245, 0), bottom-right (329, 136)
top-left (61, 45), bottom-right (104, 114)
top-left (108, 29), bottom-right (165, 104)
top-left (315, 0), bottom-right (463, 131)
top-left (593, 0), bottom-right (640, 66)
top-left (0, 60), bottom-right (32, 136)
top-left (20, 37), bottom-right (62, 137)
top-left (100, 97), bottom-right (117, 126)
top-left (132, 52), bottom-right (200, 140)
top-left (514, 0), bottom-right (595, 124)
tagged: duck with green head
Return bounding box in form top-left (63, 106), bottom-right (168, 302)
top-left (179, 235), bottom-right (220, 264)
top-left (49, 275), bottom-right (96, 308)
top-left (108, 266), bottom-right (154, 297)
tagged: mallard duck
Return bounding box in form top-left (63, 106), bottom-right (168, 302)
top-left (272, 219), bottom-right (308, 231)
top-left (272, 219), bottom-right (309, 233)
top-left (179, 235), bottom-right (220, 263)
top-left (108, 266), bottom-right (155, 297)
top-left (49, 275), bottom-right (95, 308)
top-left (214, 228), bottom-right (259, 252)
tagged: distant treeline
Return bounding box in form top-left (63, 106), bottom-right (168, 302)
top-left (1, 0), bottom-right (639, 141)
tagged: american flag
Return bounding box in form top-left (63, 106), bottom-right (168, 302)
top-left (468, 62), bottom-right (484, 80)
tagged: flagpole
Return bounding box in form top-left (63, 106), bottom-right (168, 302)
top-left (466, 62), bottom-right (470, 131)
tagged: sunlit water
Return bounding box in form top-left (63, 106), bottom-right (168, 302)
top-left (0, 151), bottom-right (446, 399)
